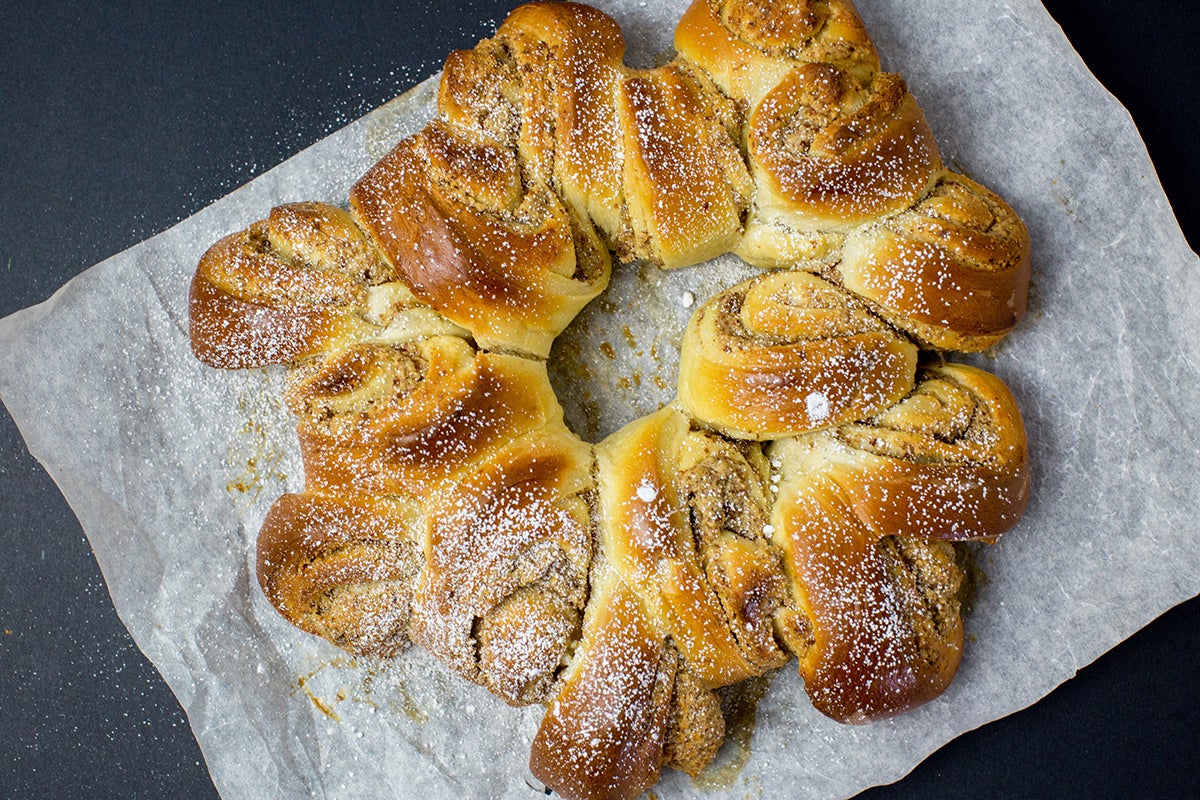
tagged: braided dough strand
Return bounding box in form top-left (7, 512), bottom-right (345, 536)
top-left (771, 363), bottom-right (1030, 722)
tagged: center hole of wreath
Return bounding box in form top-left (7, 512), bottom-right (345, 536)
top-left (546, 253), bottom-right (759, 442)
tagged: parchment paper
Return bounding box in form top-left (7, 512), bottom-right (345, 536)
top-left (2, 0), bottom-right (1199, 798)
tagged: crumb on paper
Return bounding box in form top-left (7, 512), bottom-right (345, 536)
top-left (223, 372), bottom-right (289, 506)
top-left (295, 657), bottom-right (432, 727)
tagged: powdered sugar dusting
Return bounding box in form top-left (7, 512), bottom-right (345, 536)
top-left (174, 0), bottom-right (1038, 797)
top-left (805, 391), bottom-right (831, 423)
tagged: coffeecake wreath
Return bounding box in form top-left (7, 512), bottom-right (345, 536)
top-left (188, 2), bottom-right (1032, 799)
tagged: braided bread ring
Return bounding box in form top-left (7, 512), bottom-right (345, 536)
top-left (188, 2), bottom-right (1034, 799)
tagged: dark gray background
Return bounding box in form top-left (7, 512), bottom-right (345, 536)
top-left (1, 2), bottom-right (1197, 798)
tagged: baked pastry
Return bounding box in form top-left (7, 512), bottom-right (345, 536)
top-left (677, 270), bottom-right (918, 439)
top-left (531, 409), bottom-right (788, 795)
top-left (349, 121), bottom-right (611, 358)
top-left (770, 363), bottom-right (1030, 723)
top-left (674, 0), bottom-right (1030, 350)
top-left (188, 2), bottom-right (1034, 799)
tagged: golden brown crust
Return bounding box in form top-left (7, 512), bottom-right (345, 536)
top-left (188, 202), bottom-right (466, 369)
top-left (477, 587), bottom-right (582, 705)
top-left (188, 260), bottom-right (350, 370)
top-left (829, 363), bottom-right (1031, 534)
top-left (674, 0), bottom-right (880, 104)
top-left (439, 0), bottom-right (757, 272)
top-left (264, 201), bottom-right (396, 285)
top-left (411, 428), bottom-right (592, 699)
top-left (532, 408), bottom-right (791, 793)
top-left (769, 363), bottom-right (1029, 722)
top-left (678, 271), bottom-right (919, 439)
top-left (290, 339), bottom-right (563, 496)
top-left (529, 559), bottom-right (675, 800)
top-left (188, 2), bottom-right (1037, 797)
top-left (189, 208), bottom-right (371, 369)
top-left (771, 476), bottom-right (966, 722)
top-left (838, 172), bottom-right (1032, 350)
top-left (672, 0), bottom-right (1030, 349)
top-left (745, 66), bottom-right (942, 236)
top-left (256, 491), bottom-right (423, 658)
top-left (438, 39), bottom-right (524, 149)
top-left (349, 123), bottom-right (610, 359)
top-left (277, 335), bottom-right (595, 700)
top-left (595, 408), bottom-right (786, 687)
top-left (497, 3), bottom-right (627, 222)
top-left (616, 64), bottom-right (753, 268)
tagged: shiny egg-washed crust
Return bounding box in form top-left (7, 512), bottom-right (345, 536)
top-left (678, 270), bottom-right (919, 440)
top-left (350, 121), bottom-right (612, 359)
top-left (674, 0), bottom-right (881, 101)
top-left (837, 172), bottom-right (1032, 350)
top-left (189, 204), bottom-right (376, 369)
top-left (261, 333), bottom-right (595, 707)
top-left (188, 201), bottom-right (466, 369)
top-left (744, 66), bottom-right (942, 233)
top-left (771, 363), bottom-right (1030, 722)
top-left (675, 0), bottom-right (1029, 349)
top-left (532, 408), bottom-right (787, 794)
top-left (187, 2), bottom-right (1034, 800)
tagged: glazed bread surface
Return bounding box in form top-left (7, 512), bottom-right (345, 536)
top-left (186, 2), bottom-right (1036, 799)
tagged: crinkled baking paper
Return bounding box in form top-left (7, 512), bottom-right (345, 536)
top-left (2, 1), bottom-right (1199, 798)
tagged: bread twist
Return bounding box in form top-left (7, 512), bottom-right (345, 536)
top-left (277, 333), bottom-right (594, 705)
top-left (770, 363), bottom-right (1029, 723)
top-left (676, 0), bottom-right (1030, 350)
top-left (678, 270), bottom-right (918, 439)
top-left (531, 408), bottom-right (789, 794)
top-left (188, 2), bottom-right (1034, 799)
